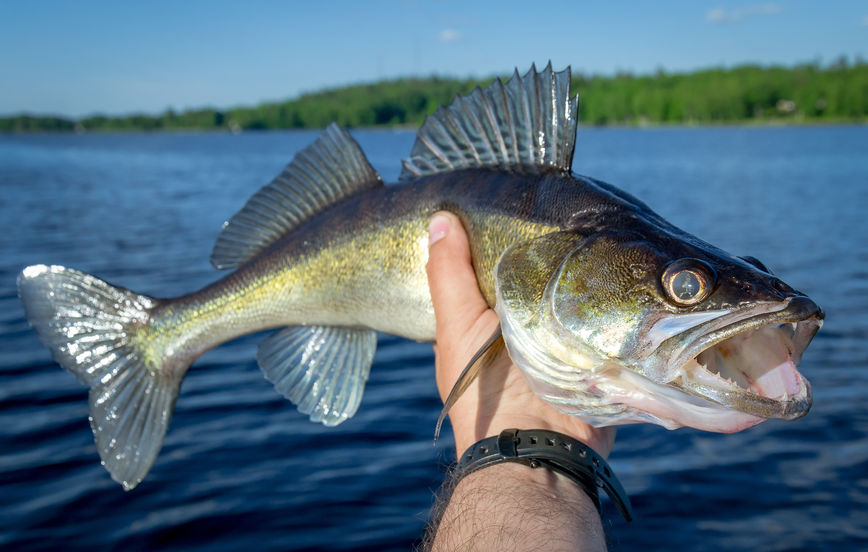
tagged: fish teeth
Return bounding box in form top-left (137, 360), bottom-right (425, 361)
top-left (698, 348), bottom-right (750, 390)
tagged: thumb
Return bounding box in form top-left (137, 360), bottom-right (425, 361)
top-left (425, 212), bottom-right (489, 345)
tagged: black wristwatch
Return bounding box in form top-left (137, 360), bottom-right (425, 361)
top-left (455, 428), bottom-right (633, 521)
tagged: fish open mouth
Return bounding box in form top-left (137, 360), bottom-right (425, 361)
top-left (664, 296), bottom-right (823, 420)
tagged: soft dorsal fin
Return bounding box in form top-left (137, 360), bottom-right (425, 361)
top-left (211, 123), bottom-right (383, 270)
top-left (400, 62), bottom-right (577, 181)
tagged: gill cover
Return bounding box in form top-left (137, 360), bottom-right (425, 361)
top-left (496, 230), bottom-right (666, 361)
top-left (494, 232), bottom-right (630, 419)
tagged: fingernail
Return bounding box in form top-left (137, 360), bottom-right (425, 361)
top-left (428, 214), bottom-right (450, 246)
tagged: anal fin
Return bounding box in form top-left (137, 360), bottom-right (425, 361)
top-left (257, 325), bottom-right (377, 426)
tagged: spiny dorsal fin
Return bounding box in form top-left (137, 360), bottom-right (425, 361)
top-left (211, 123), bottom-right (383, 270)
top-left (400, 62), bottom-right (577, 181)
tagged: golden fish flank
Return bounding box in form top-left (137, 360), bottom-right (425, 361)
top-left (17, 63), bottom-right (822, 490)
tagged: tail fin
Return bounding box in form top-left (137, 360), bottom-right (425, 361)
top-left (18, 265), bottom-right (182, 490)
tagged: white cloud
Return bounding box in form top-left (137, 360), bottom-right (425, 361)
top-left (438, 28), bottom-right (461, 42)
top-left (707, 8), bottom-right (727, 23)
top-left (861, 15), bottom-right (868, 26)
top-left (707, 4), bottom-right (783, 24)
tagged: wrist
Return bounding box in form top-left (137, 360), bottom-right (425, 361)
top-left (432, 462), bottom-right (607, 552)
top-left (451, 410), bottom-right (614, 459)
top-left (455, 428), bottom-right (632, 522)
top-left (451, 414), bottom-right (571, 455)
top-left (459, 461), bottom-right (598, 508)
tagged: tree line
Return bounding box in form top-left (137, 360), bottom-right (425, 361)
top-left (2, 59), bottom-right (865, 133)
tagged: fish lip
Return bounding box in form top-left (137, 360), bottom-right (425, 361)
top-left (661, 295), bottom-right (824, 420)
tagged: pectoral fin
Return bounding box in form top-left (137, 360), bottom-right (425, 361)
top-left (434, 327), bottom-right (505, 442)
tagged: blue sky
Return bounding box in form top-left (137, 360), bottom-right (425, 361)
top-left (1, 1), bottom-right (865, 118)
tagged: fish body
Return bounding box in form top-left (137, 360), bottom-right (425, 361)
top-left (149, 168), bottom-right (610, 352)
top-left (18, 64), bottom-right (823, 490)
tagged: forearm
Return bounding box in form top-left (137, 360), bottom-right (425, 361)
top-left (424, 214), bottom-right (612, 551)
top-left (428, 462), bottom-right (607, 552)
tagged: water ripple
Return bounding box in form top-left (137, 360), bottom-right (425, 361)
top-left (1, 127), bottom-right (866, 551)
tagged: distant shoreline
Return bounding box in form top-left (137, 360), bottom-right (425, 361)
top-left (3, 120), bottom-right (864, 136)
top-left (3, 60), bottom-right (865, 133)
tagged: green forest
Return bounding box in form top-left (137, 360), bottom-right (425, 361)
top-left (2, 60), bottom-right (866, 133)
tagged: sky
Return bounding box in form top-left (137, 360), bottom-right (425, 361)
top-left (1, 1), bottom-right (865, 118)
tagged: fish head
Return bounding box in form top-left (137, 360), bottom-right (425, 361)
top-left (495, 219), bottom-right (823, 433)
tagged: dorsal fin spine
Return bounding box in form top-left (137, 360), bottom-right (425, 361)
top-left (535, 64), bottom-right (548, 164)
top-left (498, 77), bottom-right (521, 165)
top-left (515, 67), bottom-right (534, 165)
top-left (506, 69), bottom-right (525, 163)
top-left (479, 85), bottom-right (508, 165)
top-left (421, 119), bottom-right (450, 165)
top-left (465, 88), bottom-right (498, 163)
top-left (274, 178), bottom-right (312, 219)
top-left (443, 106), bottom-right (480, 167)
top-left (450, 97), bottom-right (485, 166)
top-left (295, 158), bottom-right (330, 204)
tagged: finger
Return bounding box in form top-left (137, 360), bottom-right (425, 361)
top-left (425, 212), bottom-right (489, 339)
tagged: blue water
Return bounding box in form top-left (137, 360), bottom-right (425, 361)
top-left (1, 126), bottom-right (866, 551)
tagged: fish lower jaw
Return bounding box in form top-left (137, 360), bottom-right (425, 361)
top-left (672, 355), bottom-right (806, 404)
top-left (665, 321), bottom-right (813, 420)
top-left (528, 363), bottom-right (767, 434)
top-left (502, 328), bottom-right (769, 433)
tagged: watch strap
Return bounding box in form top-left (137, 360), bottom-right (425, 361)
top-left (455, 428), bottom-right (633, 521)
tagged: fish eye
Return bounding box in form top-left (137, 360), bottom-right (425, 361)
top-left (662, 259), bottom-right (715, 306)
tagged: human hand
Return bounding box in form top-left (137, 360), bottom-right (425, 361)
top-left (425, 212), bottom-right (616, 458)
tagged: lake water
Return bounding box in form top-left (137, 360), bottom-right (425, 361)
top-left (1, 125), bottom-right (866, 551)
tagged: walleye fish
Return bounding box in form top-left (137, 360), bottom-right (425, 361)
top-left (18, 64), bottom-right (823, 491)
